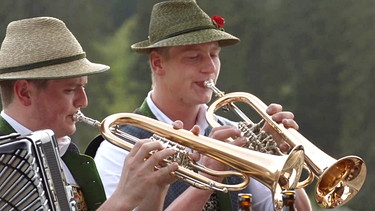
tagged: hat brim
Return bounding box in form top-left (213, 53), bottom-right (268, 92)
top-left (131, 28), bottom-right (240, 53)
top-left (0, 58), bottom-right (109, 80)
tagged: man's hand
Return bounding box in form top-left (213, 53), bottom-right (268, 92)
top-left (200, 126), bottom-right (247, 181)
top-left (263, 103), bottom-right (299, 153)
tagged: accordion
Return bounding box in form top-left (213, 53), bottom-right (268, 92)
top-left (0, 129), bottom-right (77, 211)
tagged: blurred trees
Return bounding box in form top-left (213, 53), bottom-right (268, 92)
top-left (0, 0), bottom-right (373, 209)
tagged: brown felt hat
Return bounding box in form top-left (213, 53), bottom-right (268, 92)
top-left (131, 0), bottom-right (240, 53)
top-left (0, 17), bottom-right (109, 80)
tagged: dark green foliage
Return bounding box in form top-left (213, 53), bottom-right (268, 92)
top-left (0, 0), bottom-right (373, 209)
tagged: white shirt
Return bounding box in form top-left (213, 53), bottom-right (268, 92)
top-left (94, 91), bottom-right (274, 211)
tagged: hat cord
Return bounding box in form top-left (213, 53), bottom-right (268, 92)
top-left (152, 25), bottom-right (216, 44)
top-left (0, 53), bottom-right (86, 73)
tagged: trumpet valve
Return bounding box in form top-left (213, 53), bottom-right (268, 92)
top-left (238, 121), bottom-right (281, 155)
top-left (150, 134), bottom-right (192, 168)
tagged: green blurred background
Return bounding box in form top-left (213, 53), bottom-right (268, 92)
top-left (1, 0), bottom-right (373, 209)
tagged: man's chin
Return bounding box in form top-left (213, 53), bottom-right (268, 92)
top-left (203, 95), bottom-right (213, 104)
top-left (65, 126), bottom-right (76, 136)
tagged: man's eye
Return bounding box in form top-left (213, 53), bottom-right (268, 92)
top-left (65, 89), bottom-right (75, 93)
top-left (188, 56), bottom-right (198, 60)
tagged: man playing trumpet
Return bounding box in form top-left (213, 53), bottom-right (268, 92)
top-left (94, 0), bottom-right (312, 210)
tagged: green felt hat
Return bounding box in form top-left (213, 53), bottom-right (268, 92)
top-left (131, 0), bottom-right (240, 53)
top-left (0, 17), bottom-right (109, 80)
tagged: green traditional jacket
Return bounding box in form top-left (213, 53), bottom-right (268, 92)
top-left (0, 116), bottom-right (106, 211)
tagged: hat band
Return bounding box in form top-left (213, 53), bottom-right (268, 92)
top-left (0, 53), bottom-right (86, 74)
top-left (152, 25), bottom-right (217, 44)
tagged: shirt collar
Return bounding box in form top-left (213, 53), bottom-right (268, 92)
top-left (146, 90), bottom-right (209, 135)
top-left (1, 110), bottom-right (32, 135)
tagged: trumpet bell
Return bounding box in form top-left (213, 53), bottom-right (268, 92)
top-left (288, 129), bottom-right (367, 208)
top-left (315, 155), bottom-right (366, 208)
top-left (205, 81), bottom-right (367, 209)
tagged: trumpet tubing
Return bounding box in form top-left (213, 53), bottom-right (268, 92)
top-left (205, 80), bottom-right (367, 209)
top-left (74, 111), bottom-right (305, 211)
top-left (74, 110), bottom-right (248, 192)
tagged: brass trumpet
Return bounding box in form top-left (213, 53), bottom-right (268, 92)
top-left (74, 110), bottom-right (305, 210)
top-left (204, 79), bottom-right (367, 209)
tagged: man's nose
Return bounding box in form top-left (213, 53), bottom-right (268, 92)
top-left (74, 88), bottom-right (88, 108)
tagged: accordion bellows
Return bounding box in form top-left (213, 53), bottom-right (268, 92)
top-left (0, 130), bottom-right (76, 211)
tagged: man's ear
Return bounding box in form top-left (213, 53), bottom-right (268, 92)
top-left (150, 51), bottom-right (165, 76)
top-left (13, 80), bottom-right (32, 106)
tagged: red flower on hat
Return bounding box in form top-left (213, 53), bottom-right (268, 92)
top-left (212, 15), bottom-right (225, 29)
